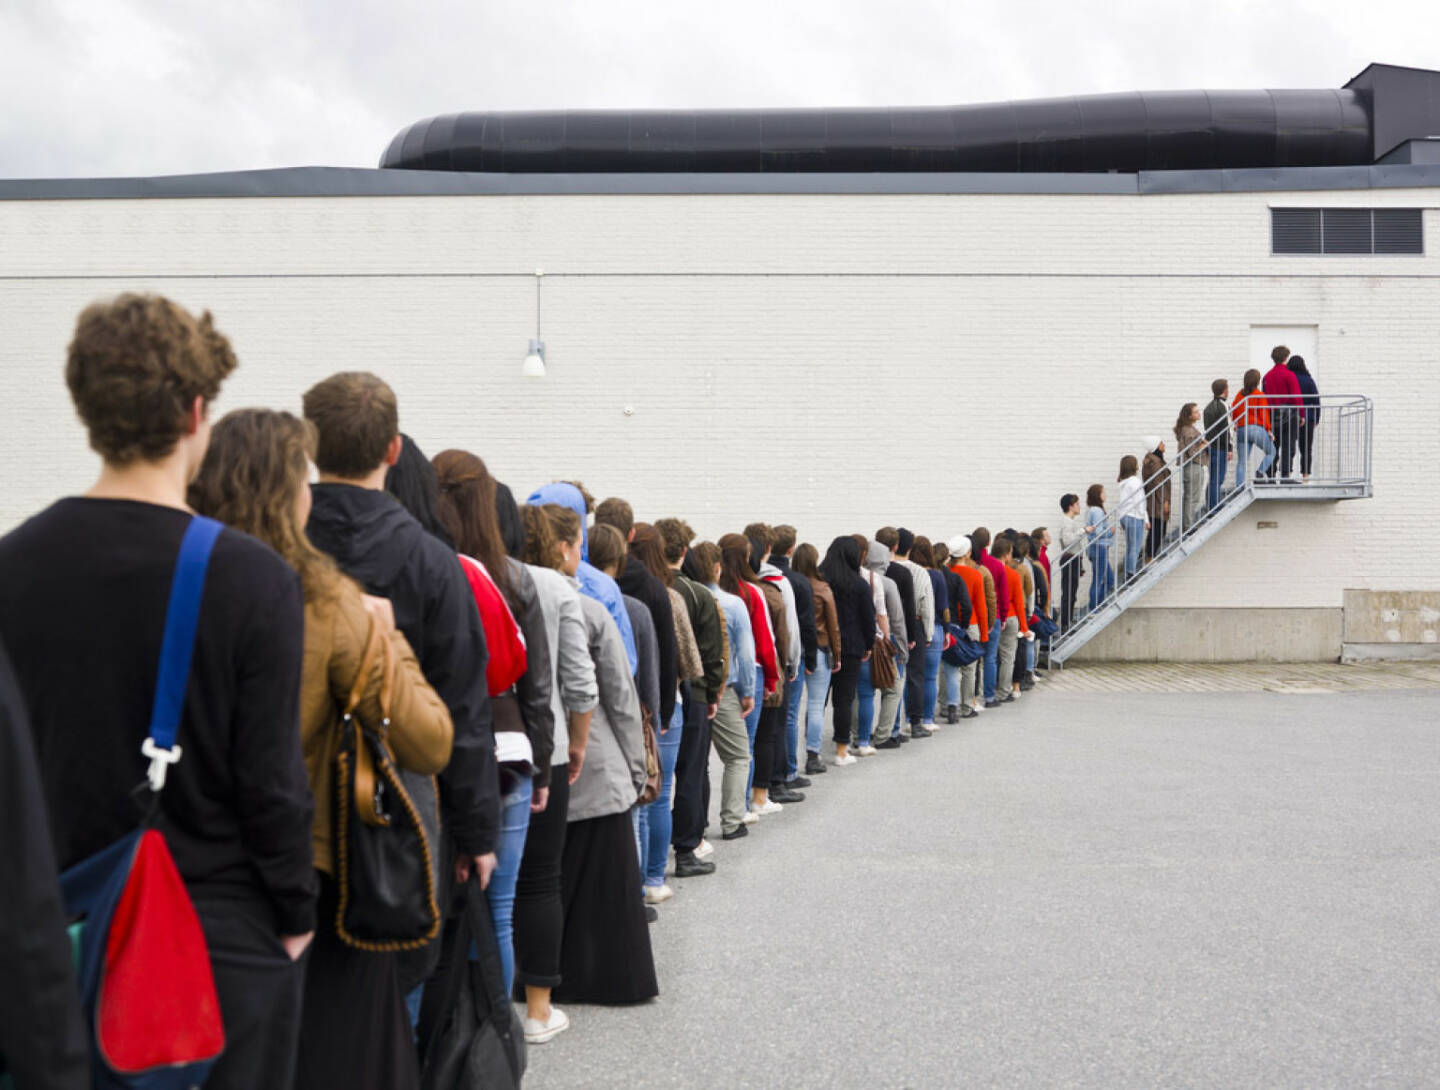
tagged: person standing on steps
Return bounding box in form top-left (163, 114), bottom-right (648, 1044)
top-left (1174, 403), bottom-right (1206, 532)
top-left (1057, 494), bottom-right (1086, 632)
top-left (1085, 483), bottom-right (1116, 611)
top-left (1202, 378), bottom-right (1233, 511)
top-left (1142, 436), bottom-right (1171, 561)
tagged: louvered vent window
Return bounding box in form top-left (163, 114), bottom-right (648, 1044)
top-left (1271, 208), bottom-right (1423, 255)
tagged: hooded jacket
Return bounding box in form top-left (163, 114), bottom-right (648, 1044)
top-left (865, 541), bottom-right (908, 663)
top-left (526, 482), bottom-right (639, 676)
top-left (307, 483), bottom-right (498, 856)
top-left (769, 555), bottom-right (818, 673)
top-left (617, 553), bottom-right (678, 725)
top-left (569, 595), bottom-right (646, 822)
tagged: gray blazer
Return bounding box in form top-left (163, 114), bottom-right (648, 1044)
top-left (526, 565), bottom-right (599, 766)
top-left (568, 595), bottom-right (646, 823)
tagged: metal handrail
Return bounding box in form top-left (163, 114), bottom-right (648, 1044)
top-left (1048, 394), bottom-right (1373, 661)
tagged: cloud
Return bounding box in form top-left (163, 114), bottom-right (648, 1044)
top-left (0, 0), bottom-right (1435, 178)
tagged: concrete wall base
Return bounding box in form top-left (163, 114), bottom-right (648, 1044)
top-left (1341, 642), bottom-right (1440, 662)
top-left (1071, 608), bottom-right (1342, 663)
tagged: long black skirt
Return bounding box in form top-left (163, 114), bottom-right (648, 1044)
top-left (294, 873), bottom-right (420, 1090)
top-left (551, 809), bottom-right (658, 1005)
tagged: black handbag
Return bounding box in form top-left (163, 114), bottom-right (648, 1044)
top-left (334, 618), bottom-right (441, 952)
top-left (419, 876), bottom-right (527, 1090)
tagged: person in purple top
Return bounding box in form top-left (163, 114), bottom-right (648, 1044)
top-left (1288, 355), bottom-right (1322, 480)
top-left (1262, 344), bottom-right (1303, 481)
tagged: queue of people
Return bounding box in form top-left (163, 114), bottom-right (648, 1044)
top-left (0, 295), bottom-right (1064, 1090)
top-left (1054, 344), bottom-right (1322, 634)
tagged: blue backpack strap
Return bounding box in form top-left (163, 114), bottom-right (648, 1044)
top-left (142, 515), bottom-right (223, 791)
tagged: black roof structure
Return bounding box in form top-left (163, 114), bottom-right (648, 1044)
top-left (380, 63), bottom-right (1440, 175)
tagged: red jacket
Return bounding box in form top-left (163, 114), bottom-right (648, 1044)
top-left (738, 580), bottom-right (778, 696)
top-left (1262, 362), bottom-right (1301, 408)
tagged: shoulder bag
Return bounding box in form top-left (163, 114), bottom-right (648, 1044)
top-left (333, 618), bottom-right (441, 951)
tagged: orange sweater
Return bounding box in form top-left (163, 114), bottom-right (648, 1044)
top-left (951, 563), bottom-right (987, 642)
top-left (1231, 389), bottom-right (1270, 431)
top-left (1004, 566), bottom-right (1030, 634)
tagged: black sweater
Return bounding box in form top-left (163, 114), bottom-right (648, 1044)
top-left (308, 484), bottom-right (498, 856)
top-left (770, 556), bottom-right (818, 672)
top-left (617, 555), bottom-right (678, 725)
top-left (886, 562), bottom-right (919, 649)
top-left (833, 569), bottom-right (878, 660)
top-left (0, 498), bottom-right (316, 934)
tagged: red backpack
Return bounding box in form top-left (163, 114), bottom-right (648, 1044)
top-left (458, 555), bottom-right (527, 695)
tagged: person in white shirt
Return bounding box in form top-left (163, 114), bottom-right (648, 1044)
top-left (1115, 453), bottom-right (1149, 581)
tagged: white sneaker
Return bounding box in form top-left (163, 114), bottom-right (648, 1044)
top-left (643, 883), bottom-right (674, 905)
top-left (695, 839), bottom-right (715, 860)
top-left (856, 745), bottom-right (878, 756)
top-left (833, 753), bottom-right (858, 766)
top-left (923, 720), bottom-right (940, 731)
top-left (755, 798), bottom-right (783, 815)
top-left (740, 810), bottom-right (759, 825)
top-left (973, 702), bottom-right (986, 713)
top-left (524, 1006), bottom-right (571, 1044)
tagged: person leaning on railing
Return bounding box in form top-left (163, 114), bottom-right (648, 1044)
top-left (1084, 483), bottom-right (1116, 611)
top-left (1230, 369), bottom-right (1276, 488)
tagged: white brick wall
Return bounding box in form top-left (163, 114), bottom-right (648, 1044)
top-left (1, 186), bottom-right (1436, 615)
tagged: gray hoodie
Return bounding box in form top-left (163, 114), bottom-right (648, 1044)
top-left (865, 541), bottom-right (909, 664)
top-left (568, 595), bottom-right (646, 823)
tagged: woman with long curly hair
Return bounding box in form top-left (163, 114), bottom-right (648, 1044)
top-left (190, 409), bottom-right (453, 1090)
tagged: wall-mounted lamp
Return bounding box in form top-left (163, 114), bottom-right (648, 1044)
top-left (522, 268), bottom-right (546, 378)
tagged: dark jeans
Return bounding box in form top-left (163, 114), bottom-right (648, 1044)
top-left (753, 705), bottom-right (785, 788)
top-left (1207, 444), bottom-right (1227, 509)
top-left (904, 641), bottom-right (924, 724)
top-left (1060, 554), bottom-right (1080, 632)
top-left (190, 887), bottom-right (305, 1090)
top-left (1297, 418), bottom-right (1316, 476)
top-left (670, 685), bottom-right (711, 853)
top-left (512, 769), bottom-right (569, 989)
top-left (830, 654), bottom-right (862, 746)
top-left (1146, 516), bottom-right (1166, 560)
top-left (1268, 409), bottom-right (1297, 478)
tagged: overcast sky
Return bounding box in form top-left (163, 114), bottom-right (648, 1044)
top-left (2, 0), bottom-right (1436, 178)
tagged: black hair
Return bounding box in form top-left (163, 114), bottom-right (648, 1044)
top-left (493, 481), bottom-right (525, 559)
top-left (818, 535), bottom-right (861, 591)
top-left (1288, 355), bottom-right (1310, 376)
top-left (385, 433), bottom-right (454, 548)
top-left (1060, 493), bottom-right (1079, 513)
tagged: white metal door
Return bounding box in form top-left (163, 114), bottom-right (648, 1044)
top-left (1248, 324), bottom-right (1319, 378)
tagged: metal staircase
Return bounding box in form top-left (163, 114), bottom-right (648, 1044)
top-left (1048, 395), bottom-right (1372, 665)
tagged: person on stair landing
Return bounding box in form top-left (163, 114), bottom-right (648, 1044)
top-left (1230, 369), bottom-right (1276, 487)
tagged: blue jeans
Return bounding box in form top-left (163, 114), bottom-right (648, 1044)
top-left (1207, 444), bottom-right (1227, 509)
top-left (982, 620), bottom-right (1000, 702)
top-left (1236, 424), bottom-right (1275, 486)
top-left (923, 624), bottom-right (942, 722)
top-left (804, 648), bottom-right (833, 753)
top-left (744, 665), bottom-right (762, 796)
top-left (1088, 543), bottom-right (1115, 609)
top-left (1122, 516), bottom-right (1145, 580)
top-left (942, 659), bottom-right (960, 706)
top-left (855, 658), bottom-right (876, 745)
top-left (638, 703), bottom-right (683, 887)
top-left (485, 774), bottom-right (533, 998)
top-left (783, 672), bottom-right (804, 779)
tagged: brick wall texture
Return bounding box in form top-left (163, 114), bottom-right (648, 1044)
top-left (0, 187), bottom-right (1435, 614)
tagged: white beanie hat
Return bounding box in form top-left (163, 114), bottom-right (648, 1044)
top-left (947, 534), bottom-right (971, 556)
top-left (1143, 435), bottom-right (1161, 451)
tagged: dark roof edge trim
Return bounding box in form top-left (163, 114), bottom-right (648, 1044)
top-left (3, 164), bottom-right (1440, 201)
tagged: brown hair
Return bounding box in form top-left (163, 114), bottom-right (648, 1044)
top-left (654, 517), bottom-right (694, 564)
top-left (874, 526), bottom-right (899, 550)
top-left (969, 527), bottom-right (990, 562)
top-left (589, 522), bottom-right (627, 575)
top-left (932, 542), bottom-right (950, 566)
top-left (792, 542), bottom-right (821, 580)
top-left (1175, 402), bottom-right (1198, 442)
top-left (1270, 345), bottom-right (1289, 365)
top-left (562, 481), bottom-right (595, 513)
top-left (1118, 454), bottom-right (1138, 480)
top-left (688, 541), bottom-right (721, 581)
top-left (771, 524), bottom-right (797, 556)
top-left (519, 505), bottom-right (562, 570)
top-left (1242, 368), bottom-right (1262, 395)
top-left (431, 449), bottom-right (514, 605)
top-left (992, 536), bottom-right (1013, 560)
top-left (302, 371), bottom-right (398, 478)
top-left (743, 522), bottom-right (774, 553)
top-left (537, 504), bottom-right (582, 565)
top-left (717, 532), bottom-right (762, 596)
top-left (1031, 526), bottom-right (1049, 542)
top-left (1211, 377), bottom-right (1228, 399)
top-left (594, 497), bottom-right (634, 538)
top-left (67, 294), bottom-right (237, 465)
top-left (911, 535), bottom-right (935, 568)
top-left (1086, 483), bottom-right (1105, 509)
top-left (851, 533), bottom-right (869, 556)
top-left (630, 522), bottom-right (672, 586)
top-left (189, 409), bottom-right (337, 601)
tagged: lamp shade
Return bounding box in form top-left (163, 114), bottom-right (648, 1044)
top-left (522, 338), bottom-right (546, 378)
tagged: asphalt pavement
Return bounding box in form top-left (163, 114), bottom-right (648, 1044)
top-left (526, 680), bottom-right (1440, 1089)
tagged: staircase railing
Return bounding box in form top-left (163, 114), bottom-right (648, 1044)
top-left (1047, 394), bottom-right (1373, 664)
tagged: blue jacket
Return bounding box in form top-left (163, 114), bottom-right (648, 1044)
top-left (526, 482), bottom-right (638, 676)
top-left (709, 583), bottom-right (756, 700)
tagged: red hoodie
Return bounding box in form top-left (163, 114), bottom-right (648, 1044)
top-left (738, 580), bottom-right (778, 696)
top-left (979, 548), bottom-right (1010, 624)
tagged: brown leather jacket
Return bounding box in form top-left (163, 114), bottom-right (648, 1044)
top-left (300, 577), bottom-right (453, 875)
top-left (1143, 450), bottom-right (1172, 520)
top-left (808, 577), bottom-right (842, 657)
